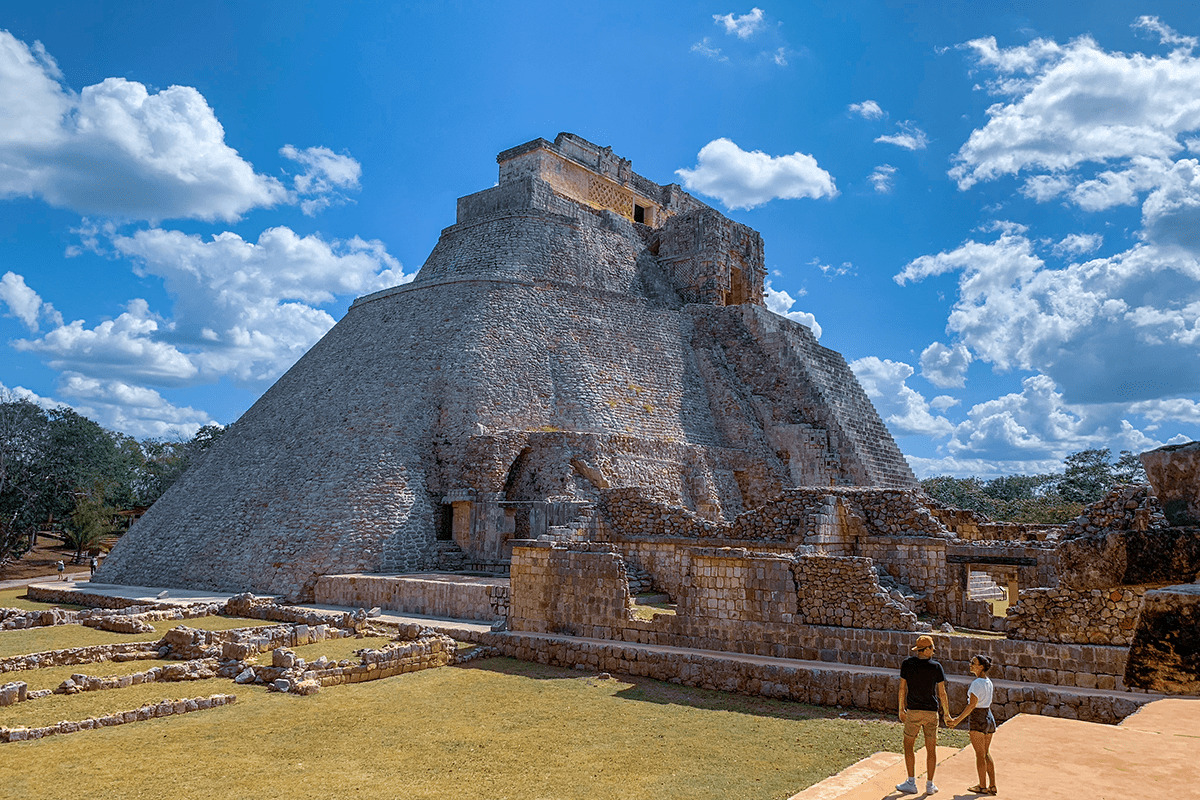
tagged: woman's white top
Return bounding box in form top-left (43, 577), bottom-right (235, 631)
top-left (968, 676), bottom-right (993, 709)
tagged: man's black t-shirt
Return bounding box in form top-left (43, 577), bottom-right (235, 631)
top-left (900, 656), bottom-right (945, 711)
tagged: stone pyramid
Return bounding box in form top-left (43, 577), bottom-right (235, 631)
top-left (98, 133), bottom-right (915, 599)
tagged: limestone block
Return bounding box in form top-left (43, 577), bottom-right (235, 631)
top-left (1141, 442), bottom-right (1200, 526)
top-left (1123, 582), bottom-right (1200, 694)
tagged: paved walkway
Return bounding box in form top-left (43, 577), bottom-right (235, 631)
top-left (794, 697), bottom-right (1200, 800)
top-left (0, 573), bottom-right (88, 591)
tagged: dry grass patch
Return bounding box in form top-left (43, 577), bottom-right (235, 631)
top-left (280, 635), bottom-right (393, 664)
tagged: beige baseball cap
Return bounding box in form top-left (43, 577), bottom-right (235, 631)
top-left (912, 634), bottom-right (935, 651)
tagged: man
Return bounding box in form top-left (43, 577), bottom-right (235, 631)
top-left (896, 633), bottom-right (950, 795)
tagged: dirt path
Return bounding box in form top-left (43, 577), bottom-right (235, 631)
top-left (0, 539), bottom-right (95, 583)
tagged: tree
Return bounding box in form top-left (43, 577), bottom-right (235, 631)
top-left (1056, 448), bottom-right (1117, 504)
top-left (63, 482), bottom-right (117, 563)
top-left (0, 398), bottom-right (50, 561)
top-left (1113, 450), bottom-right (1148, 484)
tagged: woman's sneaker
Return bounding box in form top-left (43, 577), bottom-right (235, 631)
top-left (895, 778), bottom-right (918, 794)
top-left (926, 780), bottom-right (939, 794)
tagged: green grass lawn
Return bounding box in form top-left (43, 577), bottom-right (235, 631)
top-left (0, 590), bottom-right (972, 799)
top-left (0, 587), bottom-right (87, 612)
top-left (0, 653), bottom-right (968, 800)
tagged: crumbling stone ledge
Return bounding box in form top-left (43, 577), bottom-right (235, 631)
top-left (53, 658), bottom-right (220, 695)
top-left (2, 601), bottom-right (223, 632)
top-left (0, 694), bottom-right (236, 743)
top-left (0, 642), bottom-right (160, 675)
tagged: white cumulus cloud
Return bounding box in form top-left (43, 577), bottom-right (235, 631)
top-left (0, 31), bottom-right (286, 221)
top-left (875, 121), bottom-right (929, 151)
top-left (849, 100), bottom-right (885, 120)
top-left (713, 8), bottom-right (765, 39)
top-left (58, 372), bottom-right (215, 440)
top-left (764, 280), bottom-right (821, 338)
top-left (944, 374), bottom-right (1160, 460)
top-left (15, 227), bottom-right (412, 389)
top-left (869, 164), bottom-right (897, 193)
top-left (920, 342), bottom-right (972, 388)
top-left (281, 144), bottom-right (362, 216)
top-left (951, 28), bottom-right (1200, 196)
top-left (1051, 233), bottom-right (1103, 257)
top-left (677, 138), bottom-right (837, 210)
top-left (0, 271), bottom-right (61, 331)
top-left (896, 229), bottom-right (1200, 404)
top-left (850, 357), bottom-right (954, 437)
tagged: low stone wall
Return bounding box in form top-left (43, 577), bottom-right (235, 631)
top-left (488, 632), bottom-right (1148, 725)
top-left (310, 635), bottom-right (456, 687)
top-left (54, 658), bottom-right (220, 695)
top-left (508, 542), bottom-right (631, 636)
top-left (223, 593), bottom-right (368, 629)
top-left (1, 602), bottom-right (221, 633)
top-left (0, 694), bottom-right (236, 743)
top-left (505, 542), bottom-right (1130, 687)
top-left (313, 574), bottom-right (509, 621)
top-left (0, 681), bottom-right (37, 706)
top-left (854, 537), bottom-right (951, 617)
top-left (599, 487), bottom-right (950, 544)
top-left (0, 642), bottom-right (160, 674)
top-left (1007, 586), bottom-right (1153, 646)
top-left (25, 586), bottom-right (148, 609)
top-left (931, 507), bottom-right (1060, 542)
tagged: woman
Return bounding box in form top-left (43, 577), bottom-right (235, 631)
top-left (949, 654), bottom-right (997, 795)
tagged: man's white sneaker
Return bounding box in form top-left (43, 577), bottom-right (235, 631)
top-left (895, 778), bottom-right (918, 794)
top-left (926, 780), bottom-right (939, 795)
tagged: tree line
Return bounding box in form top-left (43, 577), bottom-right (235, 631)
top-left (920, 448), bottom-right (1147, 524)
top-left (0, 397), bottom-right (223, 563)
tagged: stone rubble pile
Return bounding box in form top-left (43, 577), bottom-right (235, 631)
top-left (0, 694), bottom-right (236, 743)
top-left (1064, 484), bottom-right (1167, 539)
top-left (160, 622), bottom-right (350, 662)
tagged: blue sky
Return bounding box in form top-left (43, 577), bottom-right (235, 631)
top-left (2, 1), bottom-right (1199, 478)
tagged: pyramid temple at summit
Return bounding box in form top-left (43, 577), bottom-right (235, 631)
top-left (97, 132), bottom-right (916, 599)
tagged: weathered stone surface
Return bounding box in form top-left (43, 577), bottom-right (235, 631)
top-left (1057, 528), bottom-right (1200, 589)
top-left (96, 132), bottom-right (914, 599)
top-left (1141, 441), bottom-right (1200, 526)
top-left (1124, 583), bottom-right (1200, 694)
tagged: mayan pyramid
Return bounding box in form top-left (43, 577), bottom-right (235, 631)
top-left (97, 133), bottom-right (916, 599)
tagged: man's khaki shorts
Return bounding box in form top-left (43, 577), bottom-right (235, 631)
top-left (903, 709), bottom-right (939, 738)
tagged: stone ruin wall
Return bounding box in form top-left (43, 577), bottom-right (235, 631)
top-left (505, 541), bottom-right (1134, 693)
top-left (1006, 586), bottom-right (1156, 646)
